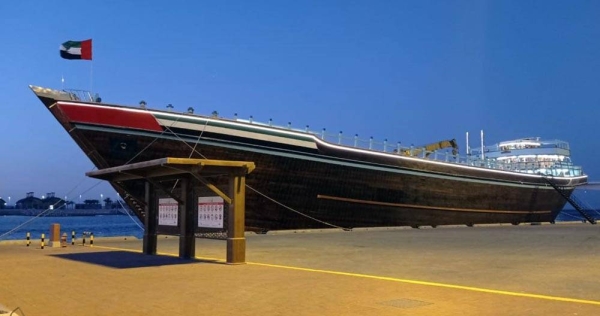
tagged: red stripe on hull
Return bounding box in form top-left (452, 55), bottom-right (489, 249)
top-left (57, 103), bottom-right (163, 132)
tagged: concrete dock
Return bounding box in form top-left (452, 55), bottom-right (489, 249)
top-left (1, 223), bottom-right (600, 315)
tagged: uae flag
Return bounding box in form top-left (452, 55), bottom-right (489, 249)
top-left (60, 39), bottom-right (92, 60)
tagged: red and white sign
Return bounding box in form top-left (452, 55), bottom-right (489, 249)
top-left (198, 196), bottom-right (224, 228)
top-left (158, 198), bottom-right (178, 226)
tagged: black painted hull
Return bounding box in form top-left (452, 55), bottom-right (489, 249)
top-left (32, 89), bottom-right (587, 231)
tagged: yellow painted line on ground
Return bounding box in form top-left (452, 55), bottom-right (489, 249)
top-left (92, 245), bottom-right (600, 306)
top-left (247, 262), bottom-right (600, 306)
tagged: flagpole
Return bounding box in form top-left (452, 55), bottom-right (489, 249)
top-left (90, 61), bottom-right (93, 95)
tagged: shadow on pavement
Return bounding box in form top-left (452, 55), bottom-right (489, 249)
top-left (50, 251), bottom-right (215, 269)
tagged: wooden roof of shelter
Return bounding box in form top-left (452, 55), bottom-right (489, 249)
top-left (86, 158), bottom-right (255, 182)
top-left (87, 158), bottom-right (253, 263)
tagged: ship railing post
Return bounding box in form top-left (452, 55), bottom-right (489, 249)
top-left (249, 115), bottom-right (253, 124)
top-left (338, 131), bottom-right (342, 144)
top-left (321, 128), bottom-right (326, 140)
top-left (369, 137), bottom-right (373, 149)
top-left (268, 118), bottom-right (272, 126)
top-left (397, 142), bottom-right (401, 154)
top-left (354, 134), bottom-right (358, 147)
top-left (305, 125), bottom-right (309, 133)
top-left (383, 139), bottom-right (387, 152)
top-left (287, 122), bottom-right (291, 129)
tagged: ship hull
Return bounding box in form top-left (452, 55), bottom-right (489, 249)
top-left (31, 89), bottom-right (588, 231)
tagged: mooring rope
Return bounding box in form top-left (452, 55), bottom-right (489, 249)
top-left (168, 118), bottom-right (211, 193)
top-left (245, 184), bottom-right (351, 230)
top-left (160, 116), bottom-right (349, 230)
top-left (189, 118), bottom-right (210, 158)
top-left (117, 197), bottom-right (144, 230)
top-left (124, 115), bottom-right (184, 165)
top-left (0, 173), bottom-right (99, 240)
top-left (0, 206), bottom-right (57, 240)
top-left (559, 210), bottom-right (590, 221)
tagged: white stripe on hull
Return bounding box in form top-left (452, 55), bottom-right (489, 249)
top-left (157, 118), bottom-right (318, 150)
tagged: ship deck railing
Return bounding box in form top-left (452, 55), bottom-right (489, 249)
top-left (67, 93), bottom-right (583, 178)
top-left (472, 140), bottom-right (571, 154)
top-left (63, 89), bottom-right (95, 102)
top-left (237, 119), bottom-right (584, 177)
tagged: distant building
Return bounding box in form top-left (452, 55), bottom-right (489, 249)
top-left (16, 192), bottom-right (44, 209)
top-left (0, 198), bottom-right (6, 209)
top-left (15, 192), bottom-right (65, 210)
top-left (42, 192), bottom-right (66, 209)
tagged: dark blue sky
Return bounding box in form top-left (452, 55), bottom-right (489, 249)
top-left (1, 0), bottom-right (599, 203)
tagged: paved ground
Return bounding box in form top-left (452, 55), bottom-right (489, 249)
top-left (1, 223), bottom-right (600, 315)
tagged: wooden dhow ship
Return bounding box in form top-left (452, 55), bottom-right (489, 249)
top-left (30, 85), bottom-right (590, 231)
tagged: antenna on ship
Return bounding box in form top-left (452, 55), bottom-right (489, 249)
top-left (90, 60), bottom-right (93, 95)
top-left (480, 130), bottom-right (485, 160)
top-left (466, 132), bottom-right (470, 155)
top-left (61, 75), bottom-right (65, 90)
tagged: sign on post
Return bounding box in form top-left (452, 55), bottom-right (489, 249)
top-left (198, 196), bottom-right (224, 228)
top-left (158, 198), bottom-right (178, 226)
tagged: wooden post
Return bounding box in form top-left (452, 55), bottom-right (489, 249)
top-left (50, 223), bottom-right (61, 248)
top-left (227, 173), bottom-right (246, 264)
top-left (85, 158), bottom-right (254, 263)
top-left (143, 181), bottom-right (158, 255)
top-left (179, 177), bottom-right (196, 259)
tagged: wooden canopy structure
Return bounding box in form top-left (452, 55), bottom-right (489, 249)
top-left (87, 158), bottom-right (255, 264)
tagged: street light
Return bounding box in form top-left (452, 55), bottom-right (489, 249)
top-left (100, 194), bottom-right (103, 209)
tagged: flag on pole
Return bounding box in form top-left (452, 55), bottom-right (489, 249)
top-left (60, 39), bottom-right (92, 60)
